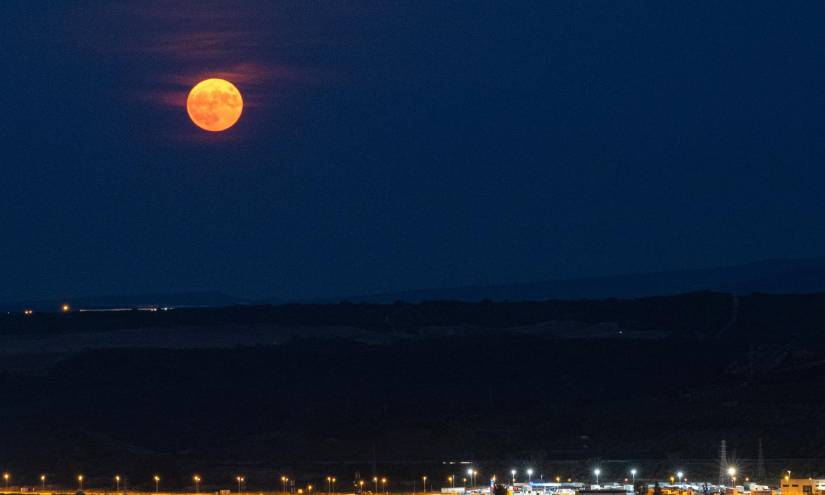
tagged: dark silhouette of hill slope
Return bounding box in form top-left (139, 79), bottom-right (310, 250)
top-left (2, 292), bottom-right (825, 484)
top-left (335, 257), bottom-right (825, 302)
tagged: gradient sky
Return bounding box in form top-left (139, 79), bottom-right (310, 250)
top-left (3, 1), bottom-right (825, 302)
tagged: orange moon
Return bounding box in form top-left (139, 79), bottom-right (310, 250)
top-left (186, 78), bottom-right (243, 132)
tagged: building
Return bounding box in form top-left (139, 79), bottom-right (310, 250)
top-left (779, 479), bottom-right (825, 495)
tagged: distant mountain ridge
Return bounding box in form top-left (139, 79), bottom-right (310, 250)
top-left (7, 257), bottom-right (825, 311)
top-left (336, 256), bottom-right (825, 302)
top-left (0, 291), bottom-right (244, 312)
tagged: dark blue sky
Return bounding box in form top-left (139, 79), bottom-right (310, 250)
top-left (3, 1), bottom-right (825, 301)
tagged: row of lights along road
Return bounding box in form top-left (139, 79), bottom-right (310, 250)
top-left (1, 474), bottom-right (349, 493)
top-left (0, 466), bottom-right (755, 492)
top-left (19, 304), bottom-right (70, 315)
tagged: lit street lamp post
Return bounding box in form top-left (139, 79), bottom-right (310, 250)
top-left (236, 477), bottom-right (244, 494)
top-left (78, 475), bottom-right (84, 491)
top-left (594, 469), bottom-right (601, 486)
top-left (630, 470), bottom-right (637, 485)
top-left (282, 477), bottom-right (289, 493)
top-left (511, 470), bottom-right (517, 485)
top-left (41, 475), bottom-right (46, 490)
top-left (382, 478), bottom-right (387, 494)
top-left (527, 470), bottom-right (533, 484)
top-left (193, 475), bottom-right (200, 493)
top-left (448, 477), bottom-right (454, 489)
top-left (422, 476), bottom-right (427, 493)
top-left (154, 475), bottom-right (160, 493)
top-left (373, 478), bottom-right (378, 494)
top-left (727, 468), bottom-right (737, 489)
top-left (116, 475), bottom-right (121, 492)
top-left (4, 473), bottom-right (10, 490)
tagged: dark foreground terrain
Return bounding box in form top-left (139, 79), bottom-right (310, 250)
top-left (2, 292), bottom-right (825, 487)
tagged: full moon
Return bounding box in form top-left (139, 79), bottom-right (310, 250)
top-left (186, 78), bottom-right (243, 132)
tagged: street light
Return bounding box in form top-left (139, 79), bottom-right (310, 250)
top-left (115, 475), bottom-right (121, 492)
top-left (327, 477), bottom-right (332, 495)
top-left (154, 475), bottom-right (160, 493)
top-left (78, 475), bottom-right (84, 491)
top-left (236, 476), bottom-right (245, 494)
top-left (555, 477), bottom-right (561, 484)
top-left (4, 473), bottom-right (10, 490)
top-left (727, 467), bottom-right (737, 488)
top-left (41, 474), bottom-right (47, 490)
top-left (193, 475), bottom-right (201, 493)
top-left (511, 470), bottom-right (517, 485)
top-left (677, 472), bottom-right (684, 485)
top-left (359, 480), bottom-right (364, 495)
top-left (422, 476), bottom-right (427, 493)
top-left (448, 476), bottom-right (454, 489)
top-left (373, 477), bottom-right (378, 494)
top-left (594, 469), bottom-right (601, 485)
top-left (332, 478), bottom-right (336, 494)
top-left (381, 478), bottom-right (387, 494)
top-left (467, 469), bottom-right (475, 488)
top-left (527, 470), bottom-right (534, 484)
top-left (282, 477), bottom-right (289, 493)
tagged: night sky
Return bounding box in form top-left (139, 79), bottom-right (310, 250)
top-left (3, 1), bottom-right (825, 302)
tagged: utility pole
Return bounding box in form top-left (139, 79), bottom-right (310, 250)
top-left (719, 440), bottom-right (728, 487)
top-left (757, 438), bottom-right (766, 481)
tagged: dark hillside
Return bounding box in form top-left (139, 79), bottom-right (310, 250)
top-left (2, 293), bottom-right (825, 485)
